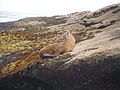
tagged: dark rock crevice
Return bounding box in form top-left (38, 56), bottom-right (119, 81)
top-left (88, 5), bottom-right (118, 18)
top-left (112, 8), bottom-right (120, 13)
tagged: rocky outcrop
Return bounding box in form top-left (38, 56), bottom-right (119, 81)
top-left (79, 4), bottom-right (120, 29)
top-left (0, 3), bottom-right (120, 90)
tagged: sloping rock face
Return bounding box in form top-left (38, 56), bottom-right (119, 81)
top-left (0, 3), bottom-right (120, 90)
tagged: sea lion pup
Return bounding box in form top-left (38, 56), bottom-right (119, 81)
top-left (39, 29), bottom-right (76, 58)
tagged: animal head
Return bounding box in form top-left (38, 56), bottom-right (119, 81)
top-left (69, 29), bottom-right (73, 34)
top-left (62, 29), bottom-right (74, 39)
top-left (66, 29), bottom-right (74, 37)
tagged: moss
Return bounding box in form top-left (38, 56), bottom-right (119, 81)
top-left (0, 34), bottom-right (31, 56)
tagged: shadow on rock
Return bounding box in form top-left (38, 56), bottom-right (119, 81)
top-left (0, 74), bottom-right (54, 90)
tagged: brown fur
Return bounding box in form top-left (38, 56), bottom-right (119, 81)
top-left (39, 30), bottom-right (75, 58)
